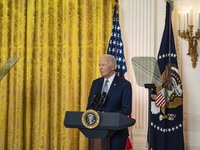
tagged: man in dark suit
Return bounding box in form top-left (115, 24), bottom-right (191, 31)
top-left (87, 54), bottom-right (132, 150)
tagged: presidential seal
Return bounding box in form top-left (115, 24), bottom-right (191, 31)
top-left (81, 109), bottom-right (100, 129)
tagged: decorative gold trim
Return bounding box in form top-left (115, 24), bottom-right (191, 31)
top-left (178, 27), bottom-right (200, 68)
top-left (81, 110), bottom-right (100, 129)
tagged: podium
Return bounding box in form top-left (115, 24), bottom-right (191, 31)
top-left (64, 111), bottom-right (136, 150)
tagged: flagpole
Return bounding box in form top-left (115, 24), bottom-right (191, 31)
top-left (167, 1), bottom-right (172, 91)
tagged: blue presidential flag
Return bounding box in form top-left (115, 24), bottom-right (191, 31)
top-left (149, 1), bottom-right (184, 150)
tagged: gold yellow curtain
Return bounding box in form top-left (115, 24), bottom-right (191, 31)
top-left (0, 0), bottom-right (113, 149)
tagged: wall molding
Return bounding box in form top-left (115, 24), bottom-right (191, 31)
top-left (183, 113), bottom-right (200, 149)
top-left (132, 128), bottom-right (148, 150)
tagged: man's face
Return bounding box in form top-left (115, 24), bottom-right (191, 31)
top-left (99, 56), bottom-right (115, 78)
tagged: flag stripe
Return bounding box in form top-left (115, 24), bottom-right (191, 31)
top-left (155, 91), bottom-right (167, 107)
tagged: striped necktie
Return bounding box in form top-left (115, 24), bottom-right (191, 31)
top-left (102, 79), bottom-right (109, 93)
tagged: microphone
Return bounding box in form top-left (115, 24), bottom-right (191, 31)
top-left (91, 94), bottom-right (98, 107)
top-left (91, 92), bottom-right (107, 111)
top-left (98, 92), bottom-right (107, 107)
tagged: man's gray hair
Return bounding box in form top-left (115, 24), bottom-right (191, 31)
top-left (101, 54), bottom-right (116, 66)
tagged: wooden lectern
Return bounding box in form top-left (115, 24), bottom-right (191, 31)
top-left (64, 111), bottom-right (136, 150)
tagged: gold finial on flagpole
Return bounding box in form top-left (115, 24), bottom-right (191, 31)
top-left (111, 0), bottom-right (120, 16)
top-left (165, 0), bottom-right (174, 12)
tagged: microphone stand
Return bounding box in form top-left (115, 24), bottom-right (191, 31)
top-left (144, 84), bottom-right (155, 150)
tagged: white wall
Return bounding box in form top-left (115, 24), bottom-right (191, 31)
top-left (119, 0), bottom-right (200, 149)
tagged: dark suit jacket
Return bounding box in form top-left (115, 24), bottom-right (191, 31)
top-left (87, 75), bottom-right (132, 115)
top-left (87, 75), bottom-right (132, 150)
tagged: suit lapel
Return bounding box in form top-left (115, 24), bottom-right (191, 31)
top-left (107, 76), bottom-right (119, 97)
top-left (98, 77), bottom-right (104, 93)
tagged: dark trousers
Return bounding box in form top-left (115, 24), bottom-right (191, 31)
top-left (110, 129), bottom-right (128, 150)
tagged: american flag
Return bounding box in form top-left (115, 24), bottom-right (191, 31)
top-left (107, 5), bottom-right (132, 150)
top-left (107, 5), bottom-right (127, 78)
top-left (155, 88), bottom-right (167, 107)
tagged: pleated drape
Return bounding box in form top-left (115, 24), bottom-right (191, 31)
top-left (0, 0), bottom-right (113, 149)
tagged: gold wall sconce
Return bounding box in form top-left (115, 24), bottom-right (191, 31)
top-left (178, 9), bottom-right (200, 68)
